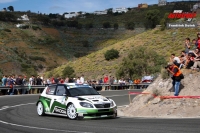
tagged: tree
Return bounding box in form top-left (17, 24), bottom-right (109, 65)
top-left (114, 23), bottom-right (119, 30)
top-left (107, 8), bottom-right (113, 14)
top-left (37, 15), bottom-right (50, 25)
top-left (145, 9), bottom-right (160, 29)
top-left (125, 21), bottom-right (135, 30)
top-left (85, 22), bottom-right (93, 29)
top-left (116, 46), bottom-right (166, 79)
top-left (7, 6), bottom-right (14, 12)
top-left (62, 66), bottom-right (75, 78)
top-left (103, 22), bottom-right (111, 28)
top-left (104, 49), bottom-right (119, 60)
top-left (160, 13), bottom-right (170, 31)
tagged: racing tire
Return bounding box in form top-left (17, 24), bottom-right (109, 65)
top-left (111, 113), bottom-right (117, 119)
top-left (37, 102), bottom-right (45, 116)
top-left (67, 104), bottom-right (78, 120)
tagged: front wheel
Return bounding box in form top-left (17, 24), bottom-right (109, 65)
top-left (37, 102), bottom-right (45, 116)
top-left (67, 104), bottom-right (78, 120)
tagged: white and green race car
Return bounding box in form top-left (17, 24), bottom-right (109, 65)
top-left (36, 83), bottom-right (117, 120)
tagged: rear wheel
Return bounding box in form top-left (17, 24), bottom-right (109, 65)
top-left (37, 102), bottom-right (45, 116)
top-left (67, 104), bottom-right (78, 120)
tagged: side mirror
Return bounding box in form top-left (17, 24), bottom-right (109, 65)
top-left (63, 94), bottom-right (68, 96)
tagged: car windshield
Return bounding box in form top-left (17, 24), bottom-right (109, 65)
top-left (68, 87), bottom-right (100, 97)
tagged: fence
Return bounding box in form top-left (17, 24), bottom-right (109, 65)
top-left (0, 83), bottom-right (151, 95)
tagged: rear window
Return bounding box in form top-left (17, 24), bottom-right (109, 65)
top-left (46, 86), bottom-right (56, 95)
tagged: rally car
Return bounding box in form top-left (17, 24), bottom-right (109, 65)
top-left (36, 83), bottom-right (117, 120)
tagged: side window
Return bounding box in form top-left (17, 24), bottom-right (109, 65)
top-left (46, 86), bottom-right (56, 95)
top-left (56, 86), bottom-right (66, 96)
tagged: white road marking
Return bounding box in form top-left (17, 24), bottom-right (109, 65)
top-left (0, 103), bottom-right (93, 133)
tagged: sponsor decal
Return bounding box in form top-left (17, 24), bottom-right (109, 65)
top-left (167, 23), bottom-right (197, 28)
top-left (53, 107), bottom-right (66, 114)
top-left (168, 10), bottom-right (196, 21)
top-left (45, 107), bottom-right (50, 112)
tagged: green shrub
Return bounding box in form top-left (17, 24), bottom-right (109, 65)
top-left (4, 29), bottom-right (11, 32)
top-left (161, 68), bottom-right (169, 79)
top-left (103, 22), bottom-right (111, 28)
top-left (104, 49), bottom-right (119, 61)
top-left (21, 25), bottom-right (29, 29)
top-left (62, 66), bottom-right (76, 78)
top-left (29, 56), bottom-right (46, 62)
top-left (32, 25), bottom-right (41, 30)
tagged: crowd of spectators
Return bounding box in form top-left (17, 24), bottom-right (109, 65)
top-left (0, 73), bottom-right (151, 95)
top-left (170, 33), bottom-right (200, 71)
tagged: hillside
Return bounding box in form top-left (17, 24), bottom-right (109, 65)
top-left (0, 21), bottom-right (140, 76)
top-left (118, 70), bottom-right (200, 118)
top-left (0, 1), bottom-right (199, 78)
top-left (47, 27), bottom-right (200, 80)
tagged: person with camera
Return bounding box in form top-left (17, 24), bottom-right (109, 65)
top-left (166, 62), bottom-right (183, 96)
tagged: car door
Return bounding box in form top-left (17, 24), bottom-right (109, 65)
top-left (50, 85), bottom-right (68, 115)
top-left (44, 85), bottom-right (56, 112)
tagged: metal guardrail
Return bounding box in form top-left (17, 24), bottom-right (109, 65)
top-left (0, 85), bottom-right (46, 90)
top-left (0, 83), bottom-right (151, 90)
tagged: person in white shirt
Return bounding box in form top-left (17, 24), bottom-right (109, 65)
top-left (80, 75), bottom-right (84, 84)
top-left (76, 77), bottom-right (81, 84)
top-left (170, 54), bottom-right (181, 67)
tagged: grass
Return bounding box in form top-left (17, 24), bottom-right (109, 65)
top-left (46, 27), bottom-right (200, 80)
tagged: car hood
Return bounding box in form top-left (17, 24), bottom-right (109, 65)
top-left (77, 95), bottom-right (110, 103)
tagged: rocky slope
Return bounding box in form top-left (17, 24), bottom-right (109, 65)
top-left (118, 69), bottom-right (200, 118)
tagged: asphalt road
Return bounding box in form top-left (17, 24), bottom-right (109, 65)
top-left (0, 90), bottom-right (200, 133)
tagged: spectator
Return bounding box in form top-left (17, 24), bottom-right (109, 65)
top-left (80, 75), bottom-right (84, 84)
top-left (179, 51), bottom-right (187, 69)
top-left (76, 77), bottom-right (81, 84)
top-left (184, 37), bottom-right (191, 54)
top-left (29, 75), bottom-right (34, 94)
top-left (191, 52), bottom-right (200, 70)
top-left (60, 78), bottom-right (64, 83)
top-left (170, 54), bottom-right (181, 67)
top-left (192, 48), bottom-right (199, 57)
top-left (36, 75), bottom-right (43, 93)
top-left (22, 76), bottom-right (28, 94)
top-left (104, 75), bottom-right (108, 83)
top-left (46, 78), bottom-right (51, 84)
top-left (109, 76), bottom-right (114, 90)
top-left (185, 53), bottom-right (195, 69)
top-left (1, 75), bottom-right (7, 95)
top-left (98, 78), bottom-right (103, 84)
top-left (29, 75), bottom-right (33, 85)
top-left (8, 75), bottom-right (16, 95)
top-left (167, 62), bottom-right (183, 96)
top-left (118, 78), bottom-right (125, 89)
top-left (190, 39), bottom-right (197, 51)
top-left (15, 75), bottom-right (22, 94)
top-left (196, 32), bottom-right (200, 50)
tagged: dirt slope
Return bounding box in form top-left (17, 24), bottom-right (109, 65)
top-left (118, 69), bottom-right (200, 118)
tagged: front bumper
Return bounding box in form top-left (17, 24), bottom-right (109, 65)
top-left (76, 106), bottom-right (117, 119)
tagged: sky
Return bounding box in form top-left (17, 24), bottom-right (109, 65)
top-left (0, 0), bottom-right (175, 15)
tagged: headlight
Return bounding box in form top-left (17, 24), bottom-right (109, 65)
top-left (110, 101), bottom-right (114, 107)
top-left (80, 102), bottom-right (93, 108)
top-left (108, 98), bottom-right (115, 107)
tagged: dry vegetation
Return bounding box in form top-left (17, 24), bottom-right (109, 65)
top-left (47, 27), bottom-right (200, 80)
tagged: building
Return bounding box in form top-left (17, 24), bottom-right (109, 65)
top-left (112, 7), bottom-right (128, 13)
top-left (64, 12), bottom-right (79, 18)
top-left (17, 14), bottom-right (29, 21)
top-left (158, 0), bottom-right (167, 6)
top-left (93, 10), bottom-right (107, 15)
top-left (138, 3), bottom-right (148, 8)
